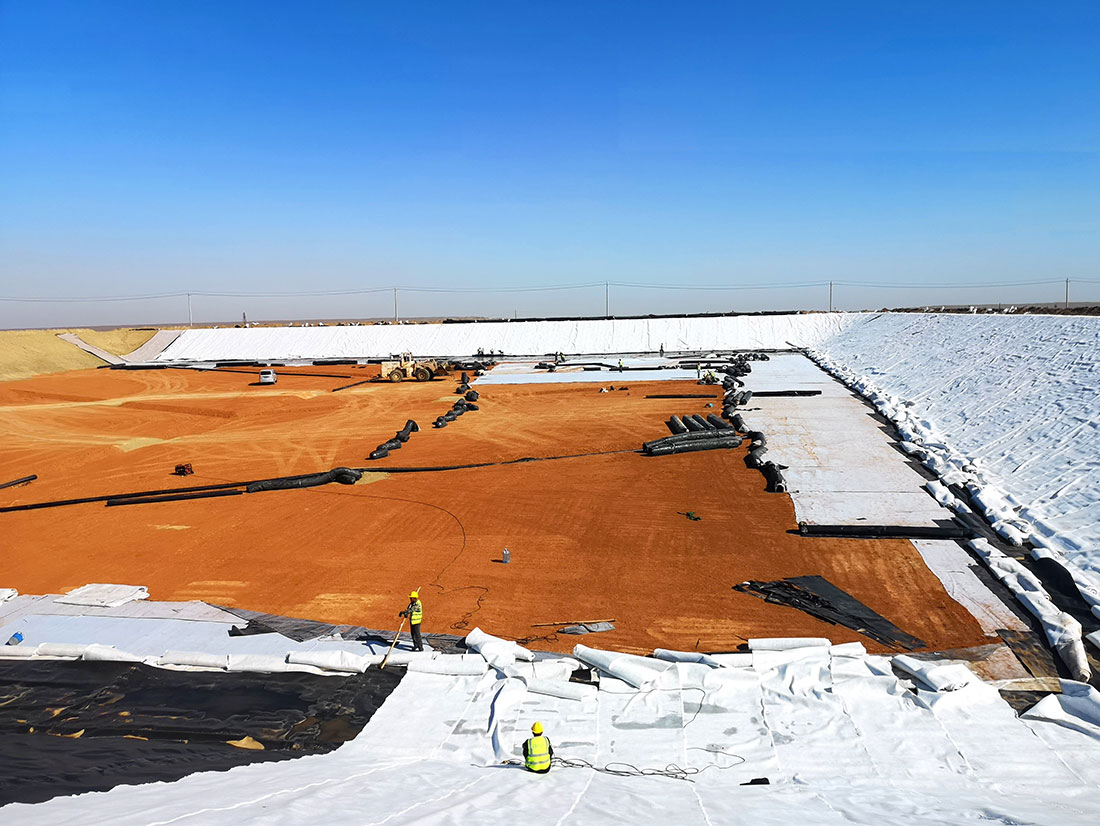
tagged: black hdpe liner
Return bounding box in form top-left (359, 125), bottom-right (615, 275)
top-left (734, 575), bottom-right (927, 650)
top-left (0, 659), bottom-right (403, 806)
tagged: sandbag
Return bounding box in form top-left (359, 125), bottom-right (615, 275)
top-left (369, 446), bottom-right (389, 460)
top-left (667, 415), bottom-right (688, 434)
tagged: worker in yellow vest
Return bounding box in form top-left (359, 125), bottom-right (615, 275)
top-left (523, 722), bottom-right (553, 773)
top-left (399, 590), bottom-right (423, 652)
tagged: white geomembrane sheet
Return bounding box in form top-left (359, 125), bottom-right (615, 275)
top-left (7, 640), bottom-right (1100, 825)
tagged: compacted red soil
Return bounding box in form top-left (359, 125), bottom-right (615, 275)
top-left (0, 366), bottom-right (989, 655)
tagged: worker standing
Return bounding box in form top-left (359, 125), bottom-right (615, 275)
top-left (523, 722), bottom-right (553, 773)
top-left (399, 590), bottom-right (424, 652)
top-left (617, 358), bottom-right (624, 372)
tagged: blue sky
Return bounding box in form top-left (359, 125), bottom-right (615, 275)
top-left (2, 1), bottom-right (1099, 326)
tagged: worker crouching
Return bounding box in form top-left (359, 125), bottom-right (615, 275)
top-left (523, 722), bottom-right (553, 773)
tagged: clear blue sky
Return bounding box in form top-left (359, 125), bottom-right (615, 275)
top-left (2, 1), bottom-right (1099, 326)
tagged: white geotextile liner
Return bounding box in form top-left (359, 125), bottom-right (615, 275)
top-left (573, 644), bottom-right (674, 687)
top-left (286, 649), bottom-right (377, 673)
top-left (892, 654), bottom-right (974, 691)
top-left (10, 640), bottom-right (1100, 825)
top-left (53, 583), bottom-right (149, 608)
top-left (748, 637), bottom-right (831, 651)
top-left (406, 657), bottom-right (488, 676)
top-left (465, 627), bottom-right (534, 668)
top-left (969, 538), bottom-right (1090, 681)
top-left (158, 650), bottom-right (229, 669)
top-left (155, 313), bottom-right (853, 362)
top-left (35, 642), bottom-right (88, 658)
top-left (81, 643), bottom-right (143, 663)
top-left (0, 588), bottom-right (17, 602)
top-left (815, 312), bottom-right (1100, 617)
top-left (1023, 680), bottom-right (1100, 738)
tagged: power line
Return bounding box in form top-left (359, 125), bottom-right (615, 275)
top-left (0, 277), bottom-right (1094, 303)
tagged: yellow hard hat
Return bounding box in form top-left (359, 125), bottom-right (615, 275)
top-left (531, 722), bottom-right (543, 735)
top-left (410, 590), bottom-right (419, 598)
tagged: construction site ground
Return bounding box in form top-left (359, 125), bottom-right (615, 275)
top-left (0, 365), bottom-right (991, 655)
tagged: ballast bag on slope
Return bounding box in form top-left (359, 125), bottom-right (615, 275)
top-left (286, 649), bottom-right (377, 673)
top-left (970, 539), bottom-right (1090, 682)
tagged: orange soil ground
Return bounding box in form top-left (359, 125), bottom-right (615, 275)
top-left (0, 366), bottom-right (991, 655)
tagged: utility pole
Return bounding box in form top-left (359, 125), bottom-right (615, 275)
top-left (605, 281), bottom-right (610, 317)
top-left (829, 281), bottom-right (833, 312)
top-left (1066, 278), bottom-right (1070, 309)
top-left (393, 287), bottom-right (399, 324)
top-left (187, 293), bottom-right (192, 327)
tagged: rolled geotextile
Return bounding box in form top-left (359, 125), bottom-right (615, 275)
top-left (572, 645), bottom-right (672, 688)
top-left (730, 414), bottom-right (747, 432)
top-left (690, 414), bottom-right (715, 431)
top-left (745, 431), bottom-right (767, 448)
top-left (761, 461), bottom-right (787, 493)
top-left (246, 467), bottom-right (362, 493)
top-left (667, 415), bottom-right (688, 435)
top-left (652, 648), bottom-right (723, 667)
top-left (287, 650), bottom-right (374, 673)
top-left (522, 677), bottom-right (595, 701)
top-left (464, 390), bottom-right (479, 402)
top-left (107, 489), bottom-right (244, 507)
top-left (748, 638), bottom-right (831, 651)
top-left (683, 415), bottom-right (704, 432)
top-left (369, 446), bottom-right (389, 460)
top-left (705, 414), bottom-right (731, 430)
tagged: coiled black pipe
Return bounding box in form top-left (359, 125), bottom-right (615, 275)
top-left (107, 490), bottom-right (245, 507)
top-left (246, 467), bottom-right (362, 493)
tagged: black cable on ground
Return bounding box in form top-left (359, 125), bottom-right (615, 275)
top-left (106, 490), bottom-right (244, 507)
top-left (358, 448), bottom-right (636, 473)
top-left (331, 377), bottom-right (376, 393)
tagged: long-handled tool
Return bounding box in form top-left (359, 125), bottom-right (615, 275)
top-left (380, 616), bottom-right (406, 669)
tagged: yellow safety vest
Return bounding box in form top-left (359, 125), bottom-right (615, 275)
top-left (409, 600), bottom-right (422, 625)
top-left (525, 736), bottom-right (551, 772)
